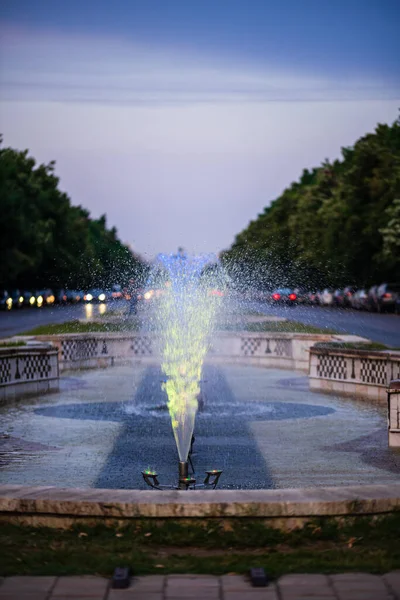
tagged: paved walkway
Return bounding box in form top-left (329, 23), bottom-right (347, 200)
top-left (0, 573), bottom-right (399, 599)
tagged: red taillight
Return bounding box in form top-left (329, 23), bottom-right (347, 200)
top-left (289, 293), bottom-right (297, 301)
top-left (272, 293), bottom-right (281, 301)
top-left (383, 293), bottom-right (392, 299)
top-left (63, 295), bottom-right (67, 301)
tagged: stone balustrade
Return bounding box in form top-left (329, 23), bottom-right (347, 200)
top-left (34, 331), bottom-right (336, 372)
top-left (309, 345), bottom-right (400, 447)
top-left (0, 343), bottom-right (59, 402)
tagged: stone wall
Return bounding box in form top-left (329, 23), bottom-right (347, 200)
top-left (1, 482), bottom-right (399, 530)
top-left (35, 331), bottom-right (335, 373)
top-left (309, 346), bottom-right (400, 447)
top-left (36, 333), bottom-right (155, 371)
top-left (0, 344), bottom-right (59, 402)
top-left (208, 332), bottom-right (334, 371)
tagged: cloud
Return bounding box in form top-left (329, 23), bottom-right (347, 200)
top-left (1, 24), bottom-right (398, 105)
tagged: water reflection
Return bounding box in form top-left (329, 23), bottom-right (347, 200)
top-left (84, 302), bottom-right (107, 320)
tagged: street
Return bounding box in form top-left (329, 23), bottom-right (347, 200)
top-left (252, 301), bottom-right (400, 347)
top-left (0, 300), bottom-right (399, 346)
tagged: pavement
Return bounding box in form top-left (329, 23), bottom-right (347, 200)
top-left (1, 363), bottom-right (399, 490)
top-left (0, 573), bottom-right (399, 599)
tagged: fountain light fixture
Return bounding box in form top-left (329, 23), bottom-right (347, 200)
top-left (142, 459), bottom-right (222, 491)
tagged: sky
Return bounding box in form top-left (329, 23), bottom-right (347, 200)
top-left (1, 1), bottom-right (399, 258)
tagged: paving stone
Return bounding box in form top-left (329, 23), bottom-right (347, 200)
top-left (279, 592), bottom-right (335, 600)
top-left (278, 575), bottom-right (330, 587)
top-left (383, 571), bottom-right (400, 597)
top-left (51, 576), bottom-right (109, 597)
top-left (165, 589), bottom-right (219, 599)
top-left (124, 576), bottom-right (165, 593)
top-left (54, 597), bottom-right (109, 600)
top-left (221, 575), bottom-right (253, 591)
top-left (330, 573), bottom-right (382, 582)
top-left (0, 594), bottom-right (49, 600)
top-left (333, 594), bottom-right (391, 600)
top-left (167, 575), bottom-right (219, 586)
top-left (109, 594), bottom-right (163, 600)
top-left (0, 577), bottom-right (56, 593)
top-left (223, 591), bottom-right (278, 600)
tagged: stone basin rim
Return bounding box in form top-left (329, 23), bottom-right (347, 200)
top-left (1, 483), bottom-right (400, 519)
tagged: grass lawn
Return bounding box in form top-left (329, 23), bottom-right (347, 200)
top-left (0, 340), bottom-right (26, 347)
top-left (1, 515), bottom-right (399, 577)
top-left (19, 319), bottom-right (141, 336)
top-left (313, 341), bottom-right (398, 351)
top-left (19, 318), bottom-right (336, 336)
top-left (220, 320), bottom-right (337, 334)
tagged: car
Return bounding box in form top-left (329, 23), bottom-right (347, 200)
top-left (10, 289), bottom-right (24, 309)
top-left (22, 291), bottom-right (36, 307)
top-left (343, 286), bottom-right (357, 308)
top-left (84, 289), bottom-right (107, 303)
top-left (333, 289), bottom-right (345, 307)
top-left (0, 290), bottom-right (13, 310)
top-left (292, 288), bottom-right (308, 304)
top-left (307, 290), bottom-right (320, 305)
top-left (66, 290), bottom-right (83, 303)
top-left (318, 288), bottom-right (335, 307)
top-left (35, 289), bottom-right (55, 307)
top-left (271, 288), bottom-right (298, 305)
top-left (367, 285), bottom-right (379, 312)
top-left (351, 289), bottom-right (368, 310)
top-left (111, 284), bottom-right (123, 300)
top-left (376, 283), bottom-right (400, 313)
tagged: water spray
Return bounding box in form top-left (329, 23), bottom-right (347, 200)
top-left (141, 250), bottom-right (226, 489)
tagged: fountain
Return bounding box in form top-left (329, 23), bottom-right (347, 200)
top-left (142, 249), bottom-right (226, 489)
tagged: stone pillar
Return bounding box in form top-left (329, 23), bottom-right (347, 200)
top-left (388, 380), bottom-right (400, 447)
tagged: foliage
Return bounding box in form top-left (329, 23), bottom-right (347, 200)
top-left (223, 116), bottom-right (400, 288)
top-left (0, 138), bottom-right (147, 290)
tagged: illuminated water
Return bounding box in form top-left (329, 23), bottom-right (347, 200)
top-left (149, 251), bottom-right (225, 461)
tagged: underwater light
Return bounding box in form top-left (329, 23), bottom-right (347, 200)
top-left (142, 460), bottom-right (222, 491)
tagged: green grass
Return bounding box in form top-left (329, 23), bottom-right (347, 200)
top-left (1, 514), bottom-right (399, 577)
top-left (19, 319), bottom-right (140, 336)
top-left (19, 318), bottom-right (336, 336)
top-left (313, 341), bottom-right (398, 351)
top-left (0, 340), bottom-right (26, 347)
top-left (221, 320), bottom-right (337, 334)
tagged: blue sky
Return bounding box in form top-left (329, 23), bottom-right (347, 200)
top-left (1, 0), bottom-right (399, 256)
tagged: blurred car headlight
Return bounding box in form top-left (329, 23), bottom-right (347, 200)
top-left (98, 293), bottom-right (106, 302)
top-left (6, 298), bottom-right (12, 309)
top-left (29, 296), bottom-right (36, 305)
top-left (37, 296), bottom-right (43, 306)
top-left (85, 293), bottom-right (93, 302)
top-left (19, 296), bottom-right (24, 303)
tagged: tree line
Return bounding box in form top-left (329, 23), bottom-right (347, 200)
top-left (0, 138), bottom-right (147, 291)
top-left (222, 115), bottom-right (400, 290)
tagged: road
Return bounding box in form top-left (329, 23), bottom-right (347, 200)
top-left (0, 300), bottom-right (399, 346)
top-left (0, 302), bottom-right (111, 338)
top-left (251, 301), bottom-right (400, 347)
